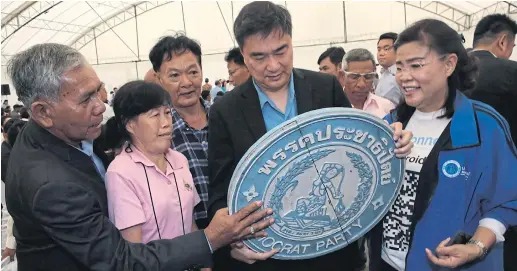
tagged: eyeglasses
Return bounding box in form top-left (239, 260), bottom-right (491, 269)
top-left (344, 71), bottom-right (377, 82)
top-left (396, 54), bottom-right (448, 74)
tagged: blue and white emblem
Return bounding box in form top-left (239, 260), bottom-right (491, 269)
top-left (228, 108), bottom-right (404, 260)
top-left (442, 160), bottom-right (461, 178)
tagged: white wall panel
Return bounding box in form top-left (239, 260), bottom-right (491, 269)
top-left (95, 18), bottom-right (139, 64)
top-left (136, 2), bottom-right (186, 58)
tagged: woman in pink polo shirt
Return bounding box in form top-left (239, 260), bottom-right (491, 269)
top-left (104, 81), bottom-right (206, 269)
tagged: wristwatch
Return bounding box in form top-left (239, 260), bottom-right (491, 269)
top-left (467, 239), bottom-right (488, 259)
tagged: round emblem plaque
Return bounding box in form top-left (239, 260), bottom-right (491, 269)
top-left (228, 108), bottom-right (404, 260)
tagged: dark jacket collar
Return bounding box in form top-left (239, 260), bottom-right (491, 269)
top-left (24, 120), bottom-right (110, 168)
top-left (238, 68), bottom-right (315, 140)
top-left (471, 50), bottom-right (496, 59)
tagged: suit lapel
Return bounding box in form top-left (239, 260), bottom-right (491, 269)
top-left (237, 69), bottom-right (315, 140)
top-left (239, 78), bottom-right (267, 140)
top-left (293, 69), bottom-right (314, 114)
top-left (94, 143), bottom-right (112, 169)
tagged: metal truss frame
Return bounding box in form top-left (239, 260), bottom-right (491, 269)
top-left (1, 1), bottom-right (63, 43)
top-left (469, 1), bottom-right (517, 27)
top-left (2, 1), bottom-right (516, 66)
top-left (503, 1), bottom-right (517, 13)
top-left (69, 1), bottom-right (173, 50)
top-left (401, 1), bottom-right (517, 31)
top-left (400, 1), bottom-right (471, 30)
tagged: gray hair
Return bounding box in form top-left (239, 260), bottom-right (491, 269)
top-left (342, 48), bottom-right (376, 71)
top-left (6, 43), bottom-right (86, 109)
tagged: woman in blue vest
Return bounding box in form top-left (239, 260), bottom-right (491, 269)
top-left (368, 18), bottom-right (517, 271)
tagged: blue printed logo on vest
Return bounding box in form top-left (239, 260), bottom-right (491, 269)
top-left (442, 160), bottom-right (461, 178)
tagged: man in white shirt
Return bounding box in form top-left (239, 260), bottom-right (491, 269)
top-left (343, 48), bottom-right (395, 119)
top-left (376, 32), bottom-right (404, 106)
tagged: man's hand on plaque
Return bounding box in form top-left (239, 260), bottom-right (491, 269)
top-left (204, 201), bottom-right (274, 251)
top-left (230, 241), bottom-right (279, 264)
top-left (389, 121), bottom-right (414, 158)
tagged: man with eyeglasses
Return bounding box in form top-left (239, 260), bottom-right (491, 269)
top-left (376, 32), bottom-right (404, 106)
top-left (225, 47), bottom-right (250, 88)
top-left (344, 48), bottom-right (394, 118)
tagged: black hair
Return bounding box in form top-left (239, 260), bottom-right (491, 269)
top-left (225, 47), bottom-right (245, 66)
top-left (149, 33), bottom-right (202, 72)
top-left (473, 14), bottom-right (517, 47)
top-left (234, 1), bottom-right (292, 48)
top-left (317, 47), bottom-right (346, 65)
top-left (19, 107), bottom-right (29, 119)
top-left (7, 119), bottom-right (26, 146)
top-left (393, 19), bottom-right (477, 122)
top-left (201, 90), bottom-right (210, 101)
top-left (216, 92), bottom-right (224, 97)
top-left (205, 78), bottom-right (209, 83)
top-left (378, 32), bottom-right (398, 44)
top-left (12, 104), bottom-right (23, 110)
top-left (104, 81), bottom-right (172, 149)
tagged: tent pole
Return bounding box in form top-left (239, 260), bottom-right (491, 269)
top-left (404, 2), bottom-right (407, 27)
top-left (181, 2), bottom-right (187, 34)
top-left (342, 1), bottom-right (348, 43)
top-left (93, 28), bottom-right (99, 65)
top-left (134, 5), bottom-right (141, 61)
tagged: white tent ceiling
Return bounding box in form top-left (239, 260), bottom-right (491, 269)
top-left (2, 1), bottom-right (517, 63)
top-left (1, 1), bottom-right (517, 104)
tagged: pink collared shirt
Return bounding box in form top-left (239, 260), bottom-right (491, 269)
top-left (106, 145), bottom-right (200, 243)
top-left (361, 93), bottom-right (395, 118)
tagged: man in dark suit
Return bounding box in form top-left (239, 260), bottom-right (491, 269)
top-left (5, 43), bottom-right (272, 271)
top-left (466, 14), bottom-right (517, 271)
top-left (207, 2), bottom-right (414, 271)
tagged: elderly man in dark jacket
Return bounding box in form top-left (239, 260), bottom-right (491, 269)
top-left (5, 43), bottom-right (272, 271)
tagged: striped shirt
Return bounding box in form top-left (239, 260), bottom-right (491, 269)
top-left (170, 100), bottom-right (210, 228)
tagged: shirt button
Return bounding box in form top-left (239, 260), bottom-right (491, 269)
top-left (168, 181), bottom-right (172, 185)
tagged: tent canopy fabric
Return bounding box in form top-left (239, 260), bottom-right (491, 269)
top-left (2, 1), bottom-right (515, 64)
top-left (1, 1), bottom-right (517, 105)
